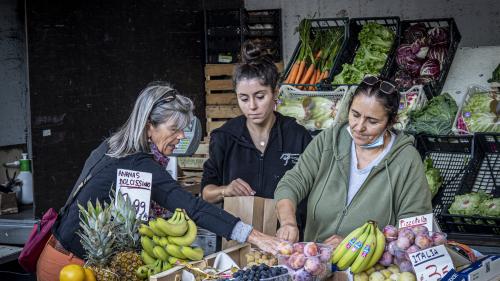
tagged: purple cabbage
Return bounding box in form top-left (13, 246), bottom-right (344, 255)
top-left (404, 23), bottom-right (428, 43)
top-left (394, 69), bottom-right (415, 89)
top-left (427, 45), bottom-right (448, 65)
top-left (415, 76), bottom-right (434, 85)
top-left (411, 38), bottom-right (430, 59)
top-left (428, 27), bottom-right (449, 46)
top-left (420, 59), bottom-right (441, 80)
top-left (396, 44), bottom-right (423, 76)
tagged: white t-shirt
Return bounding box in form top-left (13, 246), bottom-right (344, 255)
top-left (347, 132), bottom-right (396, 205)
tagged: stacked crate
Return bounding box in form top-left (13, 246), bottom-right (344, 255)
top-left (204, 62), bottom-right (284, 135)
top-left (177, 140), bottom-right (210, 190)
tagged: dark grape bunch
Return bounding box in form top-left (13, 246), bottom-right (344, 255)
top-left (231, 264), bottom-right (289, 281)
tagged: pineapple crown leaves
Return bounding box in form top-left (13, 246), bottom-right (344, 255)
top-left (77, 199), bottom-right (120, 267)
top-left (110, 189), bottom-right (141, 251)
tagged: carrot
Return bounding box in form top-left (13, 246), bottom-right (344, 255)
top-left (285, 62), bottom-right (300, 84)
top-left (318, 69), bottom-right (329, 83)
top-left (299, 63), bottom-right (315, 85)
top-left (294, 60), bottom-right (307, 84)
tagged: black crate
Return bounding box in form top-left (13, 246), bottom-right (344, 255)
top-left (328, 17), bottom-right (401, 87)
top-left (388, 18), bottom-right (461, 100)
top-left (204, 9), bottom-right (245, 64)
top-left (280, 18), bottom-right (349, 90)
top-left (245, 9), bottom-right (282, 62)
top-left (441, 133), bottom-right (500, 235)
top-left (416, 134), bottom-right (474, 226)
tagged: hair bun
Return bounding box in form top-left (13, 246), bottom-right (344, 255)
top-left (241, 40), bottom-right (271, 64)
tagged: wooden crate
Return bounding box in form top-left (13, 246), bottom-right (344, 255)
top-left (205, 105), bottom-right (242, 135)
top-left (205, 62), bottom-right (284, 106)
top-left (150, 243), bottom-right (251, 281)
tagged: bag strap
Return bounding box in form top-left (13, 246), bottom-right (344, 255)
top-left (59, 141), bottom-right (112, 215)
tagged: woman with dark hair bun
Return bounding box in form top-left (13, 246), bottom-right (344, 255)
top-left (274, 75), bottom-right (432, 246)
top-left (201, 41), bottom-right (312, 236)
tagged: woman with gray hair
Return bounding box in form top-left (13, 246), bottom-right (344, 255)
top-left (36, 82), bottom-right (281, 281)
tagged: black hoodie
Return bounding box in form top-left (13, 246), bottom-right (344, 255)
top-left (201, 113), bottom-right (312, 230)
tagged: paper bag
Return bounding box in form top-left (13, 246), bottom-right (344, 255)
top-left (222, 196), bottom-right (277, 249)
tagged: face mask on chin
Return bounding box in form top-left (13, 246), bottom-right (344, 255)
top-left (346, 127), bottom-right (385, 149)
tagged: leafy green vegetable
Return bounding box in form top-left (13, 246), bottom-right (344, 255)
top-left (277, 96), bottom-right (338, 130)
top-left (461, 91), bottom-right (500, 133)
top-left (406, 93), bottom-right (458, 135)
top-left (478, 197), bottom-right (500, 218)
top-left (449, 192), bottom-right (491, 216)
top-left (424, 157), bottom-right (442, 198)
top-left (333, 23), bottom-right (394, 85)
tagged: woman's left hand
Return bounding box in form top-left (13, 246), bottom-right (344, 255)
top-left (323, 234), bottom-right (344, 250)
top-left (247, 229), bottom-right (281, 255)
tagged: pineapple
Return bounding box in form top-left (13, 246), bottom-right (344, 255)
top-left (77, 200), bottom-right (120, 281)
top-left (109, 191), bottom-right (143, 281)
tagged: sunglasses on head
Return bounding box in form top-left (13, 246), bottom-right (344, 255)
top-left (153, 89), bottom-right (177, 108)
top-left (360, 75), bottom-right (396, 95)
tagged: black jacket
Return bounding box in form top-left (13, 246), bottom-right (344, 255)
top-left (201, 113), bottom-right (312, 233)
top-left (53, 141), bottom-right (240, 259)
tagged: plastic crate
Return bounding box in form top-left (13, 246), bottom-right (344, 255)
top-left (280, 18), bottom-right (349, 90)
top-left (277, 85), bottom-right (349, 131)
top-left (441, 133), bottom-right (500, 235)
top-left (395, 85), bottom-right (428, 131)
top-left (416, 134), bottom-right (474, 226)
top-left (389, 18), bottom-right (461, 100)
top-left (204, 9), bottom-right (245, 64)
top-left (452, 84), bottom-right (499, 135)
top-left (245, 9), bottom-right (282, 62)
top-left (329, 17), bottom-right (401, 87)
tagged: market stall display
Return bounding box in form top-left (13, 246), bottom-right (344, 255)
top-left (453, 85), bottom-right (500, 134)
top-left (405, 92), bottom-right (458, 135)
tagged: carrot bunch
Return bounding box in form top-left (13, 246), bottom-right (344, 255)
top-left (283, 20), bottom-right (344, 90)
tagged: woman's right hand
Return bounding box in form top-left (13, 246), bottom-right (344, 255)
top-left (225, 178), bottom-right (255, 197)
top-left (247, 229), bottom-right (281, 255)
top-left (276, 224), bottom-right (299, 243)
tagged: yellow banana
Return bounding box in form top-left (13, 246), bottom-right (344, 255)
top-left (350, 223), bottom-right (377, 274)
top-left (139, 224), bottom-right (155, 238)
top-left (149, 220), bottom-right (167, 237)
top-left (141, 236), bottom-right (156, 258)
top-left (153, 260), bottom-right (162, 274)
top-left (364, 225), bottom-right (386, 270)
top-left (167, 217), bottom-right (197, 246)
top-left (331, 222), bottom-right (370, 264)
top-left (168, 256), bottom-right (188, 265)
top-left (159, 236), bottom-right (170, 247)
top-left (162, 261), bottom-right (173, 271)
top-left (336, 224), bottom-right (371, 270)
top-left (141, 250), bottom-right (157, 265)
top-left (156, 215), bottom-right (188, 237)
top-left (181, 246), bottom-right (204, 261)
top-left (165, 244), bottom-right (187, 259)
top-left (168, 210), bottom-right (180, 223)
top-left (153, 245), bottom-right (169, 261)
top-left (152, 235), bottom-right (162, 245)
top-left (136, 265), bottom-right (149, 279)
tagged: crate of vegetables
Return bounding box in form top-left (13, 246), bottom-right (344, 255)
top-left (441, 133), bottom-right (500, 235)
top-left (276, 84), bottom-right (349, 131)
top-left (330, 17), bottom-right (400, 86)
top-left (416, 134), bottom-right (474, 225)
top-left (281, 18), bottom-right (348, 91)
top-left (453, 84), bottom-right (500, 135)
top-left (390, 18), bottom-right (461, 100)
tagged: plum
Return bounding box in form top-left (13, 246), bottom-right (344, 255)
top-left (431, 232), bottom-right (447, 246)
top-left (378, 251), bottom-right (393, 266)
top-left (398, 228), bottom-right (415, 244)
top-left (410, 225), bottom-right (429, 236)
top-left (398, 260), bottom-right (414, 273)
top-left (288, 252), bottom-right (307, 269)
top-left (303, 242), bottom-right (319, 257)
top-left (293, 243), bottom-right (305, 254)
top-left (304, 256), bottom-right (321, 274)
top-left (405, 245), bottom-right (420, 260)
top-left (388, 240), bottom-right (400, 255)
top-left (383, 225), bottom-right (399, 242)
top-left (278, 241), bottom-right (294, 255)
top-left (292, 268), bottom-right (313, 281)
top-left (319, 246), bottom-right (332, 262)
top-left (414, 234), bottom-right (433, 250)
top-left (396, 236), bottom-right (411, 250)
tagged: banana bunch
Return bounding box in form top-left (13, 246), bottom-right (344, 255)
top-left (331, 220), bottom-right (386, 274)
top-left (137, 209), bottom-right (204, 279)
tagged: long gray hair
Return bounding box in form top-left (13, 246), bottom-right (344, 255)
top-left (107, 82), bottom-right (194, 158)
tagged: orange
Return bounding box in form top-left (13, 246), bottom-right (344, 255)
top-left (83, 267), bottom-right (96, 281)
top-left (59, 264), bottom-right (86, 281)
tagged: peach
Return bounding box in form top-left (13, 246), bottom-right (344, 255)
top-left (288, 252), bottom-right (307, 269)
top-left (303, 242), bottom-right (318, 257)
top-left (304, 256), bottom-right (321, 274)
top-left (278, 241), bottom-right (294, 255)
top-left (293, 243), bottom-right (305, 254)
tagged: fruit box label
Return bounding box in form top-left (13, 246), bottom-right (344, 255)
top-left (398, 213), bottom-right (434, 231)
top-left (116, 169), bottom-right (152, 221)
top-left (410, 245), bottom-right (455, 281)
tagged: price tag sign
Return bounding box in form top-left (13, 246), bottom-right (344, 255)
top-left (409, 245), bottom-right (454, 281)
top-left (116, 169), bottom-right (152, 221)
top-left (398, 213), bottom-right (434, 231)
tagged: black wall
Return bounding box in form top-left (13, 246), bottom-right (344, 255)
top-left (27, 0), bottom-right (228, 216)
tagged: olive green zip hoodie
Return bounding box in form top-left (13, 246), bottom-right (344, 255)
top-left (274, 122), bottom-right (432, 242)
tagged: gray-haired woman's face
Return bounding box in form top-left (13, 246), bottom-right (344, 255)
top-left (147, 119), bottom-right (185, 155)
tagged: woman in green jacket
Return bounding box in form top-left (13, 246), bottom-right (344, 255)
top-left (274, 76), bottom-right (432, 248)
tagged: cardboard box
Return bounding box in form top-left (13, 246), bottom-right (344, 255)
top-left (222, 196), bottom-right (278, 249)
top-left (442, 255), bottom-right (500, 281)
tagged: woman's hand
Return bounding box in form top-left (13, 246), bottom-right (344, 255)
top-left (247, 229), bottom-right (281, 255)
top-left (323, 234), bottom-right (344, 250)
top-left (276, 224), bottom-right (299, 243)
top-left (225, 178), bottom-right (255, 197)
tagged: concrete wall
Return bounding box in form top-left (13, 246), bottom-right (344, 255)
top-left (0, 0), bottom-right (28, 146)
top-left (245, 0), bottom-right (500, 63)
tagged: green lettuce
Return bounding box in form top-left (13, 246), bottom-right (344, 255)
top-left (424, 157), bottom-right (442, 198)
top-left (461, 91), bottom-right (500, 133)
top-left (449, 192), bottom-right (491, 216)
top-left (406, 93), bottom-right (458, 135)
